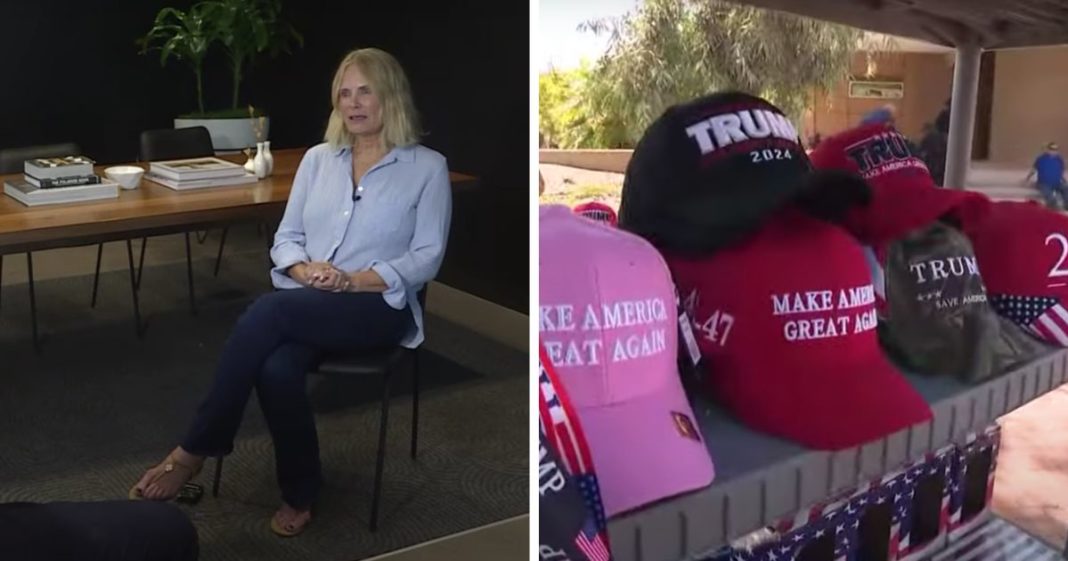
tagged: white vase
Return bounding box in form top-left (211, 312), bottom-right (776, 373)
top-left (243, 149), bottom-right (256, 173)
top-left (253, 142), bottom-right (268, 179)
top-left (263, 140), bottom-right (274, 176)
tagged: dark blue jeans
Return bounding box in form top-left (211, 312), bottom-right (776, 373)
top-left (1037, 181), bottom-right (1067, 209)
top-left (181, 288), bottom-right (410, 509)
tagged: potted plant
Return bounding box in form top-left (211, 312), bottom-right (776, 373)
top-left (140, 0), bottom-right (302, 151)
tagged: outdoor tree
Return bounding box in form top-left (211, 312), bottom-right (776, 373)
top-left (540, 66), bottom-right (593, 149)
top-left (567, 0), bottom-right (864, 148)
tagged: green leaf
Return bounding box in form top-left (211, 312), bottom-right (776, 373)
top-left (139, 0), bottom-right (302, 112)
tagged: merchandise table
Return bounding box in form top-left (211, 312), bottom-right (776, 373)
top-left (607, 348), bottom-right (1068, 561)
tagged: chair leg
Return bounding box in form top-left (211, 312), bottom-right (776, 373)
top-left (135, 237), bottom-right (148, 290)
top-left (184, 232), bottom-right (197, 316)
top-left (91, 243), bottom-right (104, 308)
top-left (370, 371), bottom-right (393, 532)
top-left (27, 253), bottom-right (40, 351)
top-left (126, 240), bottom-right (143, 338)
top-left (213, 227), bottom-right (229, 277)
top-left (411, 350), bottom-right (420, 459)
top-left (0, 253), bottom-right (4, 311)
top-left (212, 456), bottom-right (224, 498)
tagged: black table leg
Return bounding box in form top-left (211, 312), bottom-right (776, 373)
top-left (184, 232), bottom-right (197, 316)
top-left (136, 237), bottom-right (148, 290)
top-left (91, 243), bottom-right (103, 308)
top-left (213, 227), bottom-right (228, 277)
top-left (126, 239), bottom-right (143, 338)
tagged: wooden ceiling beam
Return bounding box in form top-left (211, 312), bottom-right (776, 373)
top-left (910, 8), bottom-right (984, 45)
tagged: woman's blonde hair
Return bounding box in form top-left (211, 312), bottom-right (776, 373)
top-left (324, 48), bottom-right (421, 150)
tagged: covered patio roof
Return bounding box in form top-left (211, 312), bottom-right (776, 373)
top-left (736, 0), bottom-right (1068, 49)
top-left (730, 0), bottom-right (1068, 188)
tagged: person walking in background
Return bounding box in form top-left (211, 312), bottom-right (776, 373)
top-left (1024, 142), bottom-right (1068, 210)
top-left (919, 122), bottom-right (948, 186)
top-left (860, 104), bottom-right (897, 127)
top-left (917, 99), bottom-right (950, 186)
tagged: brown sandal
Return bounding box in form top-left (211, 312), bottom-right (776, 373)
top-left (128, 453), bottom-right (202, 501)
top-left (270, 508), bottom-right (312, 537)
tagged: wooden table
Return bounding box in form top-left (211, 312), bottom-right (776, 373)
top-left (0, 147), bottom-right (476, 254)
top-left (0, 147), bottom-right (475, 344)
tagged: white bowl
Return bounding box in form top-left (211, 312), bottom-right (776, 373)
top-left (104, 165), bottom-right (145, 190)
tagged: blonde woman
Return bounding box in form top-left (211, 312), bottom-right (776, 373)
top-left (129, 48), bottom-right (452, 537)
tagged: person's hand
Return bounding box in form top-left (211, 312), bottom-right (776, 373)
top-left (310, 266), bottom-right (351, 292)
top-left (289, 262), bottom-right (338, 287)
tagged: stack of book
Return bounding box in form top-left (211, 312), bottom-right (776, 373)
top-left (145, 157), bottom-right (257, 190)
top-left (4, 156), bottom-right (119, 206)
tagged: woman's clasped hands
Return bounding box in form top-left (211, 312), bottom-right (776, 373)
top-left (295, 262), bottom-right (352, 293)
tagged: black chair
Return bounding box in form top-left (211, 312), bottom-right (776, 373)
top-left (0, 142), bottom-right (81, 349)
top-left (91, 127), bottom-right (221, 319)
top-left (140, 127), bottom-right (214, 163)
top-left (210, 288), bottom-right (427, 532)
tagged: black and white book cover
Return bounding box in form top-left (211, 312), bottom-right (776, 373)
top-left (23, 156), bottom-right (95, 180)
top-left (25, 174), bottom-right (101, 189)
top-left (4, 178), bottom-right (118, 206)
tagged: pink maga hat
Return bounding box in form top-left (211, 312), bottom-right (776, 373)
top-left (539, 204), bottom-right (715, 517)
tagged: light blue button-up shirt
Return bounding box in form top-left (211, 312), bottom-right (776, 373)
top-left (270, 142), bottom-right (452, 348)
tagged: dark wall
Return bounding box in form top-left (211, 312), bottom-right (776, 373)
top-left (0, 0), bottom-right (529, 312)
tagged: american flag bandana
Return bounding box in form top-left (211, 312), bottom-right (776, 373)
top-left (840, 447), bottom-right (954, 558)
top-left (539, 344), bottom-right (612, 555)
top-left (705, 447), bottom-right (960, 561)
top-left (990, 294), bottom-right (1068, 346)
top-left (575, 516), bottom-right (613, 561)
top-left (732, 504), bottom-right (855, 561)
top-left (892, 452), bottom-right (952, 559)
top-left (732, 448), bottom-right (954, 561)
top-left (948, 425), bottom-right (1000, 536)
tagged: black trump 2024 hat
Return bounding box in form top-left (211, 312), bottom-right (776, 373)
top-left (619, 92), bottom-right (813, 255)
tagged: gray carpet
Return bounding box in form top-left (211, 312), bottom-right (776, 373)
top-left (0, 235), bottom-right (528, 561)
